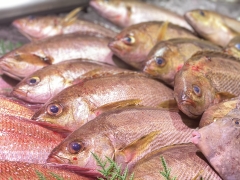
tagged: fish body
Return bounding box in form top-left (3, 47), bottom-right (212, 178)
top-left (184, 9), bottom-right (240, 47)
top-left (0, 33), bottom-right (116, 80)
top-left (109, 21), bottom-right (198, 70)
top-left (0, 161), bottom-right (93, 180)
top-left (47, 107), bottom-right (197, 173)
top-left (0, 115), bottom-right (63, 163)
top-left (32, 74), bottom-right (174, 132)
top-left (225, 36), bottom-right (240, 58)
top-left (12, 59), bottom-right (137, 104)
top-left (90, 0), bottom-right (192, 31)
top-left (13, 15), bottom-right (117, 41)
top-left (130, 144), bottom-right (221, 180)
top-left (144, 38), bottom-right (222, 86)
top-left (192, 104), bottom-right (240, 180)
top-left (174, 51), bottom-right (240, 118)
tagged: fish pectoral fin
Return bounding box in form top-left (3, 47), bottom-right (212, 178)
top-left (33, 54), bottom-right (54, 65)
top-left (157, 21), bottom-right (169, 42)
top-left (214, 92), bottom-right (237, 104)
top-left (115, 131), bottom-right (161, 164)
top-left (223, 18), bottom-right (240, 34)
top-left (158, 99), bottom-right (179, 111)
top-left (62, 7), bottom-right (82, 26)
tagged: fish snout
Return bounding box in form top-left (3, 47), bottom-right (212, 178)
top-left (108, 40), bottom-right (122, 52)
top-left (47, 155), bottom-right (70, 164)
top-left (191, 130), bottom-right (201, 145)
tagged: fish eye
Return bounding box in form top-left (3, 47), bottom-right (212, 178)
top-left (199, 10), bottom-right (205, 16)
top-left (122, 35), bottom-right (135, 45)
top-left (235, 43), bottom-right (240, 50)
top-left (68, 141), bottom-right (83, 154)
top-left (192, 85), bottom-right (201, 96)
top-left (46, 103), bottom-right (62, 116)
top-left (155, 56), bottom-right (166, 66)
top-left (232, 118), bottom-right (240, 126)
top-left (27, 77), bottom-right (40, 86)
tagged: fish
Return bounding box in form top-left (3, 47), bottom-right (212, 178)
top-left (129, 144), bottom-right (221, 180)
top-left (144, 38), bottom-right (222, 86)
top-left (31, 74), bottom-right (175, 133)
top-left (0, 114), bottom-right (63, 163)
top-left (109, 21), bottom-right (198, 70)
top-left (47, 107), bottom-right (198, 174)
top-left (192, 100), bottom-right (240, 180)
top-left (0, 33), bottom-right (122, 80)
top-left (11, 59), bottom-right (138, 104)
top-left (174, 51), bottom-right (240, 118)
top-left (0, 74), bottom-right (19, 96)
top-left (89, 0), bottom-right (193, 31)
top-left (224, 35), bottom-right (240, 58)
top-left (0, 161), bottom-right (94, 180)
top-left (199, 98), bottom-right (238, 128)
top-left (13, 7), bottom-right (117, 41)
top-left (184, 9), bottom-right (240, 47)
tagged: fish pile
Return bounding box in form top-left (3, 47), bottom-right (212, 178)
top-left (1, 0), bottom-right (240, 179)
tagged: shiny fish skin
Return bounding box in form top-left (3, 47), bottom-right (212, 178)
top-left (11, 59), bottom-right (137, 104)
top-left (144, 38), bottom-right (222, 86)
top-left (225, 36), bottom-right (240, 58)
top-left (90, 0), bottom-right (192, 31)
top-left (109, 21), bottom-right (198, 70)
top-left (130, 144), bottom-right (221, 180)
top-left (47, 107), bottom-right (197, 173)
top-left (174, 51), bottom-right (240, 118)
top-left (0, 33), bottom-right (117, 80)
top-left (0, 161), bottom-right (93, 180)
top-left (32, 74), bottom-right (174, 132)
top-left (184, 9), bottom-right (240, 47)
top-left (0, 115), bottom-right (63, 163)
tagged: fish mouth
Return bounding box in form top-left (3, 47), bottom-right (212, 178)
top-left (108, 41), bottom-right (123, 53)
top-left (11, 88), bottom-right (27, 99)
top-left (191, 130), bottom-right (201, 145)
top-left (47, 155), bottom-right (70, 164)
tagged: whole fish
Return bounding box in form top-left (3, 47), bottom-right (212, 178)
top-left (0, 115), bottom-right (63, 163)
top-left (224, 36), bottom-right (240, 58)
top-left (144, 38), bottom-right (222, 86)
top-left (174, 51), bottom-right (240, 118)
top-left (11, 59), bottom-right (137, 104)
top-left (47, 107), bottom-right (197, 174)
top-left (13, 8), bottom-right (117, 41)
top-left (0, 33), bottom-right (120, 80)
top-left (90, 0), bottom-right (192, 31)
top-left (32, 74), bottom-right (175, 133)
top-left (0, 161), bottom-right (93, 180)
top-left (130, 144), bottom-right (221, 180)
top-left (199, 98), bottom-right (238, 128)
top-left (184, 9), bottom-right (240, 47)
top-left (109, 21), bottom-right (198, 70)
top-left (192, 101), bottom-right (240, 180)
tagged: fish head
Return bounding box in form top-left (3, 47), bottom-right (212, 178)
top-left (90, 0), bottom-right (130, 27)
top-left (47, 123), bottom-right (115, 169)
top-left (174, 69), bottom-right (215, 118)
top-left (12, 15), bottom-right (62, 40)
top-left (144, 42), bottom-right (184, 86)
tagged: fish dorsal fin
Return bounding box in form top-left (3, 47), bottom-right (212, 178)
top-left (72, 69), bottom-right (102, 85)
top-left (62, 7), bottom-right (82, 26)
top-left (158, 99), bottom-right (179, 111)
top-left (115, 131), bottom-right (161, 164)
top-left (157, 21), bottom-right (169, 42)
top-left (214, 92), bottom-right (237, 104)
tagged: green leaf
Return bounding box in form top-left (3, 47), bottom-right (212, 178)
top-left (35, 170), bottom-right (47, 180)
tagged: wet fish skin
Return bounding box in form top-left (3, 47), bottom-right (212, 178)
top-left (13, 15), bottom-right (117, 41)
top-left (174, 51), bottom-right (240, 118)
top-left (90, 0), bottom-right (192, 31)
top-left (11, 59), bottom-right (137, 104)
top-left (31, 74), bottom-right (174, 132)
top-left (47, 107), bottom-right (197, 173)
top-left (224, 36), bottom-right (240, 58)
top-left (192, 104), bottom-right (240, 180)
top-left (144, 38), bottom-right (222, 86)
top-left (0, 33), bottom-right (116, 80)
top-left (184, 9), bottom-right (240, 47)
top-left (0, 161), bottom-right (93, 180)
top-left (109, 21), bottom-right (198, 70)
top-left (0, 114), bottom-right (63, 163)
top-left (130, 144), bottom-right (221, 180)
top-left (199, 98), bottom-right (238, 128)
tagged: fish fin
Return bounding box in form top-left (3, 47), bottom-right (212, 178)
top-left (157, 21), bottom-right (169, 42)
top-left (72, 69), bottom-right (103, 84)
top-left (95, 99), bottom-right (142, 115)
top-left (33, 54), bottom-right (53, 65)
top-left (223, 18), bottom-right (240, 34)
top-left (214, 92), bottom-right (237, 104)
top-left (126, 5), bottom-right (132, 18)
top-left (158, 99), bottom-right (179, 110)
top-left (62, 7), bottom-right (82, 26)
top-left (115, 131), bottom-right (161, 164)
